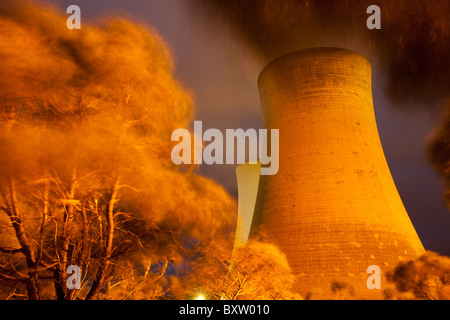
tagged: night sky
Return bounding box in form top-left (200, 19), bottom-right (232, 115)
top-left (56, 0), bottom-right (450, 255)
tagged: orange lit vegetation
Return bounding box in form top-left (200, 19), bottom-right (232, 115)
top-left (383, 251), bottom-right (450, 300)
top-left (0, 0), bottom-right (236, 300)
top-left (304, 250), bottom-right (450, 300)
top-left (428, 100), bottom-right (450, 209)
top-left (182, 232), bottom-right (302, 300)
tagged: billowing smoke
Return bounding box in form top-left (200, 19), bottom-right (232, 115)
top-left (192, 0), bottom-right (450, 208)
top-left (0, 0), bottom-right (236, 299)
top-left (194, 0), bottom-right (449, 104)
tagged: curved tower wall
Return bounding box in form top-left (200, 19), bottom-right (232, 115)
top-left (234, 161), bottom-right (261, 250)
top-left (250, 47), bottom-right (425, 299)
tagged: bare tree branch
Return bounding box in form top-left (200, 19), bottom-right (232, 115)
top-left (85, 175), bottom-right (120, 300)
top-left (0, 247), bottom-right (23, 254)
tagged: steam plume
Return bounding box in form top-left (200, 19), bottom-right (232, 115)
top-left (192, 0), bottom-right (450, 207)
top-left (195, 0), bottom-right (449, 104)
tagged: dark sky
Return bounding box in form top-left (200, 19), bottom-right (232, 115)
top-left (55, 0), bottom-right (450, 255)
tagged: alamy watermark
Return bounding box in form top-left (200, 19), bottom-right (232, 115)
top-left (366, 265), bottom-right (381, 289)
top-left (66, 5), bottom-right (81, 29)
top-left (66, 265), bottom-right (81, 290)
top-left (367, 5), bottom-right (381, 30)
top-left (171, 121), bottom-right (279, 175)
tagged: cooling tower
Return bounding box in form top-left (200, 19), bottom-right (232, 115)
top-left (234, 161), bottom-right (261, 250)
top-left (249, 47), bottom-right (425, 299)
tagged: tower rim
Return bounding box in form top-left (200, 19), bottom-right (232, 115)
top-left (257, 47), bottom-right (370, 86)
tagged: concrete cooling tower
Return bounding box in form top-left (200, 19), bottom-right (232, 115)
top-left (248, 47), bottom-right (425, 299)
top-left (234, 161), bottom-right (261, 250)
